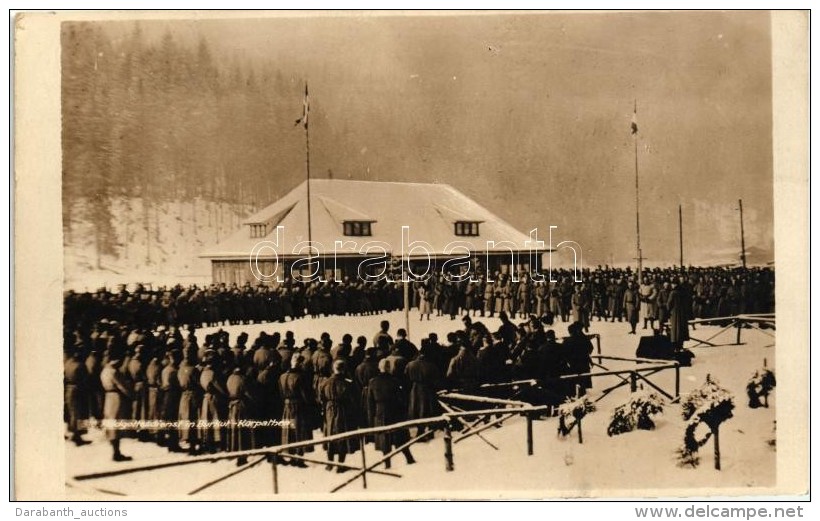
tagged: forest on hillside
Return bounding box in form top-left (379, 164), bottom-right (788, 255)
top-left (61, 22), bottom-right (306, 273)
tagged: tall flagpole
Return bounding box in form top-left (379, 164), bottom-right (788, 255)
top-left (679, 204), bottom-right (684, 268)
top-left (738, 199), bottom-right (747, 269)
top-left (632, 99), bottom-right (643, 285)
top-left (303, 82), bottom-right (312, 248)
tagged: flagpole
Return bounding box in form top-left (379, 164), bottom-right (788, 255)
top-left (633, 99), bottom-right (643, 285)
top-left (738, 199), bottom-right (747, 269)
top-left (679, 204), bottom-right (684, 268)
top-left (304, 82), bottom-right (312, 249)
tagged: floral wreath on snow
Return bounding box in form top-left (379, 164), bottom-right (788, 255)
top-left (607, 391), bottom-right (666, 436)
top-left (746, 367), bottom-right (776, 409)
top-left (676, 374), bottom-right (735, 468)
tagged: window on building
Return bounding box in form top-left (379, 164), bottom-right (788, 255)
top-left (343, 221), bottom-right (373, 236)
top-left (249, 223), bottom-right (267, 238)
top-left (454, 221), bottom-right (480, 237)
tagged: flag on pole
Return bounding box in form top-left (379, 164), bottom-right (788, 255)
top-left (631, 100), bottom-right (638, 135)
top-left (295, 83), bottom-right (309, 129)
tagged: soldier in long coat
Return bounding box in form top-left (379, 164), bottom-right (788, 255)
top-left (367, 358), bottom-right (416, 469)
top-left (534, 281), bottom-right (548, 318)
top-left (562, 322), bottom-right (594, 396)
top-left (517, 275), bottom-right (532, 319)
top-left (483, 279), bottom-right (496, 317)
top-left (607, 279), bottom-right (621, 322)
top-left (319, 360), bottom-right (360, 471)
top-left (549, 285), bottom-right (563, 321)
top-left (84, 348), bottom-right (104, 426)
top-left (623, 282), bottom-right (640, 334)
top-left (405, 342), bottom-right (443, 438)
top-left (64, 348), bottom-right (90, 446)
top-left (199, 358), bottom-right (227, 453)
top-left (311, 342), bottom-right (334, 400)
top-left (226, 366), bottom-right (254, 464)
top-left (100, 357), bottom-right (134, 461)
top-left (571, 285), bottom-right (590, 331)
top-left (418, 284), bottom-right (433, 320)
top-left (255, 359), bottom-right (282, 447)
top-left (279, 353), bottom-right (315, 466)
top-left (144, 354), bottom-right (162, 441)
top-left (657, 281), bottom-right (671, 329)
top-left (463, 280), bottom-right (476, 316)
top-left (354, 346), bottom-right (380, 429)
top-left (667, 278), bottom-right (691, 349)
top-left (159, 351), bottom-right (183, 452)
top-left (640, 277), bottom-right (659, 330)
top-left (127, 346), bottom-right (148, 440)
top-left (445, 340), bottom-right (480, 392)
top-left (177, 351), bottom-right (201, 454)
top-left (495, 277), bottom-right (510, 314)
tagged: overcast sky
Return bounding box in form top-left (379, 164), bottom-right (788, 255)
top-left (114, 11), bottom-right (773, 266)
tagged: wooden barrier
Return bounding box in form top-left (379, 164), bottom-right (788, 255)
top-left (688, 314), bottom-right (776, 348)
top-left (70, 399), bottom-right (549, 496)
top-left (561, 355), bottom-right (681, 403)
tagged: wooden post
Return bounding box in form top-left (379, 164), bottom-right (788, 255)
top-left (271, 453), bottom-right (279, 495)
top-left (577, 417), bottom-right (583, 444)
top-left (736, 319), bottom-right (742, 345)
top-left (630, 371), bottom-right (637, 392)
top-left (444, 424), bottom-right (454, 471)
top-left (526, 413), bottom-right (534, 455)
top-left (360, 434), bottom-right (368, 489)
top-left (675, 364), bottom-right (680, 398)
top-left (712, 426), bottom-right (721, 470)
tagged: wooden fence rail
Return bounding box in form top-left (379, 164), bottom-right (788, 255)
top-left (688, 313), bottom-right (776, 348)
top-left (70, 400), bottom-right (549, 496)
top-left (560, 356), bottom-right (681, 403)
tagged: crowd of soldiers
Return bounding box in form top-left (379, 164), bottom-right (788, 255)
top-left (64, 266), bottom-right (775, 334)
top-left (63, 265), bottom-right (774, 465)
top-left (63, 278), bottom-right (406, 332)
top-left (64, 312), bottom-right (602, 466)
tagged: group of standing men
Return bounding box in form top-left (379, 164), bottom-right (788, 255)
top-left (65, 312), bottom-right (601, 466)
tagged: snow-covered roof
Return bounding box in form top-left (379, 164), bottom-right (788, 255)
top-left (200, 179), bottom-right (543, 259)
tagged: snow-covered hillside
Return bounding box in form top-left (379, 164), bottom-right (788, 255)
top-left (63, 197), bottom-right (255, 290)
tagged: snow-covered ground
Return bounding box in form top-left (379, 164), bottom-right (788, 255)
top-left (65, 312), bottom-right (777, 499)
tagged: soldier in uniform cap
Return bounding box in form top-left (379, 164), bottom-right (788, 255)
top-left (623, 281), bottom-right (640, 334)
top-left (144, 353), bottom-right (162, 442)
top-left (393, 328), bottom-right (418, 360)
top-left (199, 355), bottom-right (227, 454)
top-left (64, 346), bottom-right (91, 446)
top-left (255, 359), bottom-right (282, 447)
top-left (354, 344), bottom-right (380, 429)
top-left (373, 320), bottom-right (393, 349)
top-left (406, 340), bottom-right (444, 438)
top-left (100, 357), bottom-right (134, 461)
top-left (279, 352), bottom-right (315, 466)
top-left (226, 365), bottom-right (253, 465)
top-left (319, 359), bottom-right (360, 471)
top-left (177, 348), bottom-right (201, 455)
top-left (445, 335), bottom-right (480, 392)
top-left (367, 358), bottom-right (416, 469)
top-left (127, 345), bottom-right (148, 441)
